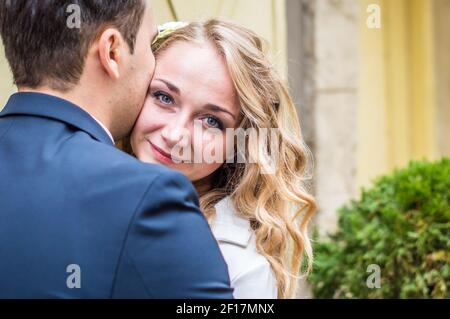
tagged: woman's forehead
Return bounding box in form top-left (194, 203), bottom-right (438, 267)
top-left (154, 41), bottom-right (238, 106)
top-left (156, 41), bottom-right (224, 77)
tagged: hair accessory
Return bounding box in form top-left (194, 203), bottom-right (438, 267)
top-left (152, 21), bottom-right (189, 45)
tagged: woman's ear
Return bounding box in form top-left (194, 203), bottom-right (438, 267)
top-left (97, 28), bottom-right (124, 80)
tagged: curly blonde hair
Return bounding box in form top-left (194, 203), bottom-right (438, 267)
top-left (143, 18), bottom-right (316, 298)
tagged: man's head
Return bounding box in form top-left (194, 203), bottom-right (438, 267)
top-left (0, 0), bottom-right (157, 139)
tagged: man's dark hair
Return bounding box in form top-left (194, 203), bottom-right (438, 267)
top-left (0, 0), bottom-right (146, 91)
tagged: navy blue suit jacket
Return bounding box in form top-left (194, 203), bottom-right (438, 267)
top-left (0, 92), bottom-right (233, 298)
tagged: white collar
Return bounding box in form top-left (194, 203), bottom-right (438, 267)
top-left (211, 197), bottom-right (253, 248)
top-left (90, 115), bottom-right (115, 144)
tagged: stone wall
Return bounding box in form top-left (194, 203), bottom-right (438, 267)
top-left (287, 0), bottom-right (359, 238)
top-left (286, 0), bottom-right (360, 298)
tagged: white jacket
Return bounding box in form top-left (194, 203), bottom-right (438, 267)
top-left (211, 197), bottom-right (278, 299)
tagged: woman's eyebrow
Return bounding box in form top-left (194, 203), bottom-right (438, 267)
top-left (204, 104), bottom-right (236, 120)
top-left (154, 78), bottom-right (180, 94)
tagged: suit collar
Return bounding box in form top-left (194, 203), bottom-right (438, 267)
top-left (0, 92), bottom-right (114, 146)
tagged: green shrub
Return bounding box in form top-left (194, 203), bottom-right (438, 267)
top-left (309, 158), bottom-right (450, 298)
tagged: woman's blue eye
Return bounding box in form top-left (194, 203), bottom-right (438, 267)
top-left (153, 92), bottom-right (173, 105)
top-left (204, 116), bottom-right (224, 130)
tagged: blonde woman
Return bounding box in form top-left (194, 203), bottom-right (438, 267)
top-left (128, 19), bottom-right (316, 299)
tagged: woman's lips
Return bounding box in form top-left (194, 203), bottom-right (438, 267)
top-left (149, 141), bottom-right (180, 164)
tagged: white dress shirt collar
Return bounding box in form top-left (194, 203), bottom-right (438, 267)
top-left (90, 114), bottom-right (115, 145)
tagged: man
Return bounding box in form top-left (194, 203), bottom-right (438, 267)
top-left (0, 0), bottom-right (233, 298)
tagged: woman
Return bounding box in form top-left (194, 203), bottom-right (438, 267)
top-left (127, 19), bottom-right (316, 299)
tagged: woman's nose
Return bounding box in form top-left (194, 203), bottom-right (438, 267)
top-left (161, 119), bottom-right (190, 148)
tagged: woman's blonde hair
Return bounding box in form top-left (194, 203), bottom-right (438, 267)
top-left (150, 18), bottom-right (316, 298)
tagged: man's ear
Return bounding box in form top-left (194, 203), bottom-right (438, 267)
top-left (97, 28), bottom-right (125, 80)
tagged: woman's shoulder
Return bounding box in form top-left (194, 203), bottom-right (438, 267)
top-left (211, 197), bottom-right (253, 248)
top-left (211, 197), bottom-right (278, 298)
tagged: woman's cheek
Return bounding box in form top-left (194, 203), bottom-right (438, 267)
top-left (137, 103), bottom-right (167, 133)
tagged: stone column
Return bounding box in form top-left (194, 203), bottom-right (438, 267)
top-left (287, 0), bottom-right (360, 236)
top-left (313, 0), bottom-right (359, 236)
top-left (286, 0), bottom-right (361, 298)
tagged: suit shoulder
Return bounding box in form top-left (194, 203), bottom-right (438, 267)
top-left (67, 134), bottom-right (178, 180)
top-left (61, 135), bottom-right (194, 209)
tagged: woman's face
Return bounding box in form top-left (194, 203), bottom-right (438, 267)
top-left (131, 41), bottom-right (240, 182)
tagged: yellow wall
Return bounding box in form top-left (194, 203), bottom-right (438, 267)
top-left (357, 0), bottom-right (437, 187)
top-left (0, 43), bottom-right (16, 110)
